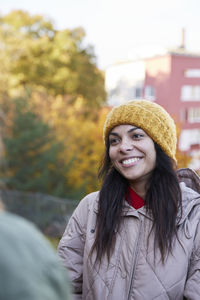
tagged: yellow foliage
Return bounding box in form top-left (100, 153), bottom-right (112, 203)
top-left (176, 150), bottom-right (192, 169)
top-left (61, 105), bottom-right (111, 194)
top-left (28, 92), bottom-right (111, 195)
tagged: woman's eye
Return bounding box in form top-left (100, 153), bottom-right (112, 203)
top-left (109, 138), bottom-right (120, 145)
top-left (132, 133), bottom-right (143, 140)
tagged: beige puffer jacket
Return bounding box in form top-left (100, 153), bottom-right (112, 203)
top-left (58, 168), bottom-right (200, 300)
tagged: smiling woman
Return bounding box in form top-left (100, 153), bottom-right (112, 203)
top-left (58, 99), bottom-right (200, 300)
top-left (108, 125), bottom-right (156, 198)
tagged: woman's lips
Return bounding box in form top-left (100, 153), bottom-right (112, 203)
top-left (121, 157), bottom-right (142, 167)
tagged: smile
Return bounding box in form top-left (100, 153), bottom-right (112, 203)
top-left (121, 157), bottom-right (141, 166)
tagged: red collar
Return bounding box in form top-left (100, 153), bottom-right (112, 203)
top-left (125, 186), bottom-right (145, 209)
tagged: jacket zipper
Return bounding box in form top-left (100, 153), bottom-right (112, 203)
top-left (127, 219), bottom-right (142, 300)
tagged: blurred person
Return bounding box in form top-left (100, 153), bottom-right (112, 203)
top-left (0, 200), bottom-right (71, 300)
top-left (58, 99), bottom-right (200, 300)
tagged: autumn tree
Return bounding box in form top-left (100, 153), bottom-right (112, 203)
top-left (0, 10), bottom-right (106, 109)
top-left (0, 10), bottom-right (107, 199)
top-left (33, 95), bottom-right (111, 198)
top-left (3, 98), bottom-right (68, 196)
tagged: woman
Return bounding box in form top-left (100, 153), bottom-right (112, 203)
top-left (58, 99), bottom-right (200, 300)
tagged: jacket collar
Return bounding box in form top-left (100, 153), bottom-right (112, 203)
top-left (123, 183), bottom-right (200, 224)
top-left (93, 194), bottom-right (152, 219)
top-left (93, 168), bottom-right (200, 223)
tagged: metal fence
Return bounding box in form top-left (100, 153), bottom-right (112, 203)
top-left (0, 189), bottom-right (79, 237)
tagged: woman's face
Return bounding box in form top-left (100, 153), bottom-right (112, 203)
top-left (108, 125), bottom-right (156, 190)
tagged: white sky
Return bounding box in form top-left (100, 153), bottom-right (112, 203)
top-left (1, 0), bottom-right (200, 70)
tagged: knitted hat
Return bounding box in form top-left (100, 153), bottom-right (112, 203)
top-left (103, 99), bottom-right (177, 161)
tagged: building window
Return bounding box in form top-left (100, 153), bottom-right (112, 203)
top-left (185, 69), bottom-right (200, 78)
top-left (181, 85), bottom-right (200, 101)
top-left (180, 108), bottom-right (187, 122)
top-left (144, 86), bottom-right (155, 100)
top-left (179, 129), bottom-right (200, 151)
top-left (188, 107), bottom-right (200, 123)
top-left (135, 86), bottom-right (142, 98)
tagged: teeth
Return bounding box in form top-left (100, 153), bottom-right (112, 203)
top-left (122, 158), bottom-right (140, 165)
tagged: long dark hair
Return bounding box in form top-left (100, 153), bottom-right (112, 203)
top-left (92, 139), bottom-right (182, 263)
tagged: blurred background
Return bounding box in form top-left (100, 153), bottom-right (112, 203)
top-left (0, 0), bottom-right (199, 243)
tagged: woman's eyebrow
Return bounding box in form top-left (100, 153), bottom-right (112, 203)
top-left (109, 127), bottom-right (139, 137)
top-left (109, 132), bottom-right (119, 137)
top-left (127, 127), bottom-right (139, 133)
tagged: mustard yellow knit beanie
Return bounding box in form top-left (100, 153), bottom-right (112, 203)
top-left (103, 99), bottom-right (177, 161)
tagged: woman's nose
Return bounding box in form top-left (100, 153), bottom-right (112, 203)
top-left (119, 140), bottom-right (133, 152)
